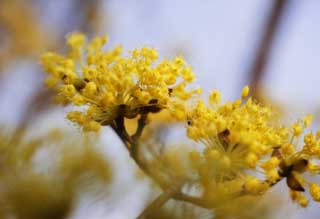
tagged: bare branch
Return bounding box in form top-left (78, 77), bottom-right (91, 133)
top-left (248, 0), bottom-right (289, 96)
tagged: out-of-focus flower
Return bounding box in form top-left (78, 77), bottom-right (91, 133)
top-left (144, 200), bottom-right (212, 219)
top-left (41, 33), bottom-right (200, 132)
top-left (0, 128), bottom-right (112, 219)
top-left (0, 0), bottom-right (47, 70)
top-left (213, 194), bottom-right (282, 219)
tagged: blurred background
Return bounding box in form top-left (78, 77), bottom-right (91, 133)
top-left (0, 0), bottom-right (319, 218)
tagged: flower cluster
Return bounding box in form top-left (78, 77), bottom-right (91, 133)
top-left (187, 86), bottom-right (320, 207)
top-left (0, 129), bottom-right (112, 219)
top-left (41, 33), bottom-right (320, 214)
top-left (41, 33), bottom-right (200, 132)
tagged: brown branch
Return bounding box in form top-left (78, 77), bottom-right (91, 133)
top-left (115, 116), bottom-right (133, 144)
top-left (109, 115), bottom-right (152, 177)
top-left (131, 113), bottom-right (149, 158)
top-left (248, 0), bottom-right (289, 96)
top-left (76, 0), bottom-right (101, 34)
top-left (109, 113), bottom-right (188, 217)
top-left (110, 119), bottom-right (131, 149)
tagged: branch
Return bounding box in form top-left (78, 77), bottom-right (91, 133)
top-left (132, 113), bottom-right (148, 142)
top-left (110, 122), bottom-right (129, 149)
top-left (110, 116), bottom-right (133, 150)
top-left (109, 113), bottom-right (186, 218)
top-left (137, 185), bottom-right (181, 219)
top-left (109, 115), bottom-right (155, 180)
top-left (248, 0), bottom-right (289, 96)
top-left (131, 113), bottom-right (148, 158)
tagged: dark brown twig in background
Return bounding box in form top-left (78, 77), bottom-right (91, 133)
top-left (18, 86), bottom-right (54, 130)
top-left (248, 0), bottom-right (289, 96)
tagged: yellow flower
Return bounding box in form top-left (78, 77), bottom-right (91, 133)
top-left (260, 157), bottom-right (280, 171)
top-left (209, 89), bottom-right (221, 105)
top-left (292, 122), bottom-right (303, 136)
top-left (243, 176), bottom-right (268, 195)
top-left (187, 87), bottom-right (287, 178)
top-left (310, 184), bottom-right (320, 201)
top-left (241, 85), bottom-right (250, 99)
top-left (290, 190), bottom-right (309, 207)
top-left (41, 33), bottom-right (198, 131)
top-left (302, 114), bottom-right (313, 128)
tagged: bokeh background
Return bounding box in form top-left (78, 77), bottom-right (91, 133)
top-left (0, 0), bottom-right (319, 218)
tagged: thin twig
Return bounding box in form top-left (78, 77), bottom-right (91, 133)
top-left (132, 113), bottom-right (148, 142)
top-left (110, 121), bottom-right (130, 149)
top-left (17, 86), bottom-right (54, 132)
top-left (110, 116), bottom-right (151, 176)
top-left (115, 116), bottom-right (133, 144)
top-left (110, 114), bottom-right (185, 218)
top-left (248, 0), bottom-right (289, 96)
top-left (131, 113), bottom-right (148, 158)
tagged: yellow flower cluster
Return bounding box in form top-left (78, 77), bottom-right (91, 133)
top-left (41, 33), bottom-right (200, 131)
top-left (0, 129), bottom-right (112, 219)
top-left (188, 87), bottom-right (286, 179)
top-left (187, 86), bottom-right (320, 206)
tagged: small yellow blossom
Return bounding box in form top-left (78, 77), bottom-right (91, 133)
top-left (245, 153), bottom-right (258, 168)
top-left (83, 120), bottom-right (101, 132)
top-left (292, 122), bottom-right (303, 136)
top-left (310, 184), bottom-right (320, 201)
top-left (290, 190), bottom-right (309, 207)
top-left (244, 176), bottom-right (268, 195)
top-left (241, 85), bottom-right (250, 99)
top-left (266, 169), bottom-right (280, 183)
top-left (260, 157), bottom-right (280, 171)
top-left (302, 115), bottom-right (313, 128)
top-left (209, 89), bottom-right (221, 105)
top-left (281, 143), bottom-right (295, 155)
